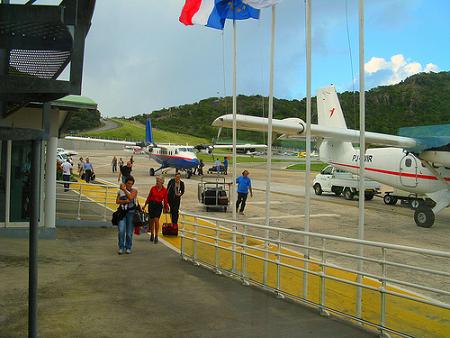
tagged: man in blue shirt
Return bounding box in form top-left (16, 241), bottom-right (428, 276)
top-left (236, 170), bottom-right (253, 215)
top-left (223, 157), bottom-right (228, 175)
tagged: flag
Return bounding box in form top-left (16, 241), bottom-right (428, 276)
top-left (242, 0), bottom-right (282, 9)
top-left (224, 0), bottom-right (260, 21)
top-left (179, 0), bottom-right (260, 30)
top-left (179, 0), bottom-right (227, 30)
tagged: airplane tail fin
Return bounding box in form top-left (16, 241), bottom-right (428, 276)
top-left (316, 86), bottom-right (355, 164)
top-left (317, 85), bottom-right (347, 129)
top-left (145, 118), bottom-right (153, 144)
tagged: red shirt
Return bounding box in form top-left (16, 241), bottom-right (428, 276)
top-left (146, 185), bottom-right (168, 209)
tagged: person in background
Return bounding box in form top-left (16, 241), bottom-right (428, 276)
top-left (116, 176), bottom-right (138, 254)
top-left (130, 155), bottom-right (134, 165)
top-left (118, 160), bottom-right (133, 184)
top-left (62, 159), bottom-right (73, 192)
top-left (112, 156), bottom-right (118, 173)
top-left (83, 157), bottom-right (94, 183)
top-left (143, 176), bottom-right (169, 244)
top-left (167, 172), bottom-right (185, 226)
top-left (198, 159), bottom-right (204, 176)
top-left (236, 170), bottom-right (253, 215)
top-left (223, 156), bottom-right (228, 175)
top-left (215, 158), bottom-right (221, 173)
top-left (77, 157), bottom-right (84, 177)
top-left (118, 157), bottom-right (124, 168)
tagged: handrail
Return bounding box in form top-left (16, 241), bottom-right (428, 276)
top-left (179, 211), bottom-right (450, 338)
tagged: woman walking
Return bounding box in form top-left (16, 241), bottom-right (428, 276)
top-left (116, 176), bottom-right (138, 254)
top-left (143, 176), bottom-right (169, 244)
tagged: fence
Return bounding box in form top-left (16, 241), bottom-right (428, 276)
top-left (178, 212), bottom-right (450, 337)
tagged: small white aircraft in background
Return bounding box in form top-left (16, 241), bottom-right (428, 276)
top-left (212, 85), bottom-right (450, 228)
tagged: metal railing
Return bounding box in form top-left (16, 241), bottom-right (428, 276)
top-left (179, 212), bottom-right (450, 338)
top-left (56, 180), bottom-right (118, 222)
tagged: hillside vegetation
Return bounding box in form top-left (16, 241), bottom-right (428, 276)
top-left (80, 118), bottom-right (209, 145)
top-left (132, 71), bottom-right (450, 142)
top-left (65, 72), bottom-right (450, 145)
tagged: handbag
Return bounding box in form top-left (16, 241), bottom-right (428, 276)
top-left (111, 206), bottom-right (126, 226)
top-left (133, 204), bottom-right (147, 228)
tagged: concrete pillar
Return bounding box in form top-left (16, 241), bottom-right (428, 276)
top-left (44, 136), bottom-right (57, 228)
top-left (5, 140), bottom-right (11, 227)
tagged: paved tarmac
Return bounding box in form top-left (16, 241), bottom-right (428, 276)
top-left (0, 227), bottom-right (375, 338)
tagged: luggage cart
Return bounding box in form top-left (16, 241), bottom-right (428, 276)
top-left (198, 176), bottom-right (230, 212)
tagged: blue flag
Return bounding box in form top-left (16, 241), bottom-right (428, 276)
top-left (223, 0), bottom-right (260, 21)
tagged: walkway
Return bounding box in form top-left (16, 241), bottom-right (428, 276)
top-left (0, 227), bottom-right (374, 338)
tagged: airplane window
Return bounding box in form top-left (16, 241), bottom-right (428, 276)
top-left (405, 158), bottom-right (412, 167)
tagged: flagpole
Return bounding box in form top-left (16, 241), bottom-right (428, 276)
top-left (356, 0), bottom-right (365, 320)
top-left (231, 18), bottom-right (237, 274)
top-left (303, 0), bottom-right (311, 301)
top-left (263, 4), bottom-right (276, 288)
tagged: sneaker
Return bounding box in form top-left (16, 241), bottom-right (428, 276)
top-left (125, 249), bottom-right (131, 254)
top-left (150, 234), bottom-right (154, 242)
top-left (154, 236), bottom-right (158, 244)
top-left (239, 211), bottom-right (245, 215)
top-left (118, 249), bottom-right (123, 255)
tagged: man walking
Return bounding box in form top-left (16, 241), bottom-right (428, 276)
top-left (62, 159), bottom-right (72, 192)
top-left (167, 172), bottom-right (185, 226)
top-left (112, 156), bottom-right (118, 173)
top-left (118, 161), bottom-right (133, 184)
top-left (236, 170), bottom-right (253, 215)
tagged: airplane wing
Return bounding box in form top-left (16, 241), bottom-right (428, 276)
top-left (212, 114), bottom-right (417, 148)
top-left (65, 136), bottom-right (138, 146)
top-left (212, 144), bottom-right (267, 149)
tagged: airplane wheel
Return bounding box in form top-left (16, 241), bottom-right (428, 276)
top-left (343, 188), bottom-right (354, 200)
top-left (313, 183), bottom-right (323, 195)
top-left (414, 206), bottom-right (435, 228)
top-left (383, 194), bottom-right (397, 205)
top-left (187, 169), bottom-right (192, 179)
top-left (149, 168), bottom-right (155, 176)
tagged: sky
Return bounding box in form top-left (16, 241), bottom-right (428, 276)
top-left (16, 0), bottom-right (450, 117)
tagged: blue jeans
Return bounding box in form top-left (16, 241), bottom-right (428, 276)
top-left (118, 210), bottom-right (135, 250)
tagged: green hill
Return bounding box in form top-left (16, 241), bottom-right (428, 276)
top-left (132, 71), bottom-right (450, 143)
top-left (79, 118), bottom-right (209, 145)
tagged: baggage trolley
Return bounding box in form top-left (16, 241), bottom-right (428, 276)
top-left (198, 176), bottom-right (230, 212)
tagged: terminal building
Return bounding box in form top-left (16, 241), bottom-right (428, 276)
top-left (0, 1), bottom-right (96, 237)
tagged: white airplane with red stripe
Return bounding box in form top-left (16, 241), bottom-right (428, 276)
top-left (212, 85), bottom-right (450, 228)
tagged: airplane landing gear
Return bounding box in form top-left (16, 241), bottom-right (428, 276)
top-left (187, 169), bottom-right (193, 179)
top-left (414, 206), bottom-right (435, 228)
top-left (149, 168), bottom-right (155, 176)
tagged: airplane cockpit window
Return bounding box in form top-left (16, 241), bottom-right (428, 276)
top-left (179, 148), bottom-right (186, 152)
top-left (405, 158), bottom-right (412, 167)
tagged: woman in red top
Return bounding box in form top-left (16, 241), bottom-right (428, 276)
top-left (144, 176), bottom-right (169, 244)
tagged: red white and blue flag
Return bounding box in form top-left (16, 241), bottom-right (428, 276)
top-left (180, 0), bottom-right (275, 30)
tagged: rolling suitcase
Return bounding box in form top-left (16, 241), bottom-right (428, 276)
top-left (162, 213), bottom-right (178, 236)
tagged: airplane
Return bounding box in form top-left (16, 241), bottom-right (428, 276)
top-left (66, 119), bottom-right (200, 178)
top-left (212, 85), bottom-right (450, 228)
top-left (66, 119), bottom-right (266, 179)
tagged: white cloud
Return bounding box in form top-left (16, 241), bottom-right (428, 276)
top-left (365, 57), bottom-right (389, 74)
top-left (364, 54), bottom-right (440, 87)
top-left (424, 63), bottom-right (439, 73)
